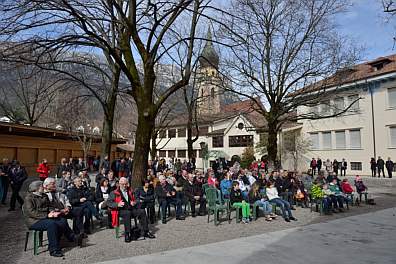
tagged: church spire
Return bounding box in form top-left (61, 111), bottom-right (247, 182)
top-left (199, 27), bottom-right (219, 69)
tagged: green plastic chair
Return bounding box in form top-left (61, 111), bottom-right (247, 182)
top-left (22, 206), bottom-right (44, 255)
top-left (205, 188), bottom-right (230, 225)
top-left (310, 198), bottom-right (324, 215)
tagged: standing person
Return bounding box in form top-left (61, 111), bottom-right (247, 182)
top-left (332, 159), bottom-right (339, 176)
top-left (325, 159), bottom-right (332, 172)
top-left (317, 158), bottom-right (322, 173)
top-left (310, 158), bottom-right (317, 176)
top-left (56, 158), bottom-right (72, 179)
top-left (8, 160), bottom-right (28, 211)
top-left (101, 156), bottom-right (110, 174)
top-left (0, 158), bottom-right (10, 205)
top-left (377, 156), bottom-right (385, 178)
top-left (340, 158), bottom-right (347, 177)
top-left (107, 177), bottom-right (155, 242)
top-left (36, 159), bottom-right (50, 181)
top-left (370, 158), bottom-right (377, 178)
top-left (386, 157), bottom-right (394, 178)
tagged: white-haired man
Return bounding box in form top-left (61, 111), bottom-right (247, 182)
top-left (107, 177), bottom-right (155, 242)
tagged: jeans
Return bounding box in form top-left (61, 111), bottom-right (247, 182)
top-left (254, 200), bottom-right (272, 215)
top-left (0, 176), bottom-right (9, 203)
top-left (232, 201), bottom-right (251, 218)
top-left (30, 218), bottom-right (74, 253)
top-left (329, 195), bottom-right (344, 209)
top-left (269, 198), bottom-right (293, 219)
top-left (119, 208), bottom-right (149, 233)
top-left (10, 184), bottom-right (23, 209)
top-left (159, 198), bottom-right (182, 219)
top-left (279, 191), bottom-right (294, 206)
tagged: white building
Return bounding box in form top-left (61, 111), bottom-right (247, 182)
top-left (152, 30), bottom-right (266, 169)
top-left (283, 55), bottom-right (396, 176)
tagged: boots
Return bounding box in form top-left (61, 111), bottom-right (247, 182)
top-left (125, 232), bottom-right (131, 243)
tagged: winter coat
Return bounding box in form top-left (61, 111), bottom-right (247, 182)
top-left (23, 192), bottom-right (49, 228)
top-left (9, 166), bottom-right (28, 186)
top-left (310, 184), bottom-right (324, 199)
top-left (341, 182), bottom-right (354, 194)
top-left (220, 179), bottom-right (232, 198)
top-left (66, 185), bottom-right (94, 207)
top-left (230, 188), bottom-right (243, 204)
top-left (107, 187), bottom-right (136, 227)
top-left (36, 163), bottom-right (50, 180)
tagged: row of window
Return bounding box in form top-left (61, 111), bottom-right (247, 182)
top-left (311, 94), bottom-right (359, 115)
top-left (341, 162), bottom-right (396, 171)
top-left (310, 129), bottom-right (361, 150)
top-left (157, 149), bottom-right (203, 159)
top-left (158, 127), bottom-right (209, 138)
top-left (212, 135), bottom-right (254, 148)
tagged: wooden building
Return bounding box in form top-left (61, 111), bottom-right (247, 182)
top-left (0, 122), bottom-right (131, 176)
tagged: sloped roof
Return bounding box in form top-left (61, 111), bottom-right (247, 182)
top-left (288, 54), bottom-right (396, 97)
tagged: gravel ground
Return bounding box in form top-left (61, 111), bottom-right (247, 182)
top-left (1, 180), bottom-right (395, 264)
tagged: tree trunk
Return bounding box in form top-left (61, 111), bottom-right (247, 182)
top-left (267, 121), bottom-right (278, 167)
top-left (186, 117), bottom-right (195, 159)
top-left (131, 112), bottom-right (155, 187)
top-left (100, 65), bottom-right (119, 167)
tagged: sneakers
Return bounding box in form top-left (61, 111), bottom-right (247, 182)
top-left (241, 218), bottom-right (250, 224)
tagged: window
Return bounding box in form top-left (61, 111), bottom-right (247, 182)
top-left (177, 149), bottom-right (186, 158)
top-left (229, 135), bottom-right (254, 147)
top-left (158, 130), bottom-right (166, 138)
top-left (212, 136), bottom-right (224, 148)
top-left (159, 150), bottom-right (166, 157)
top-left (350, 129), bottom-right (361, 149)
top-left (334, 97), bottom-right (345, 114)
top-left (390, 127), bottom-right (396, 148)
top-left (168, 129), bottom-right (176, 138)
top-left (167, 150), bottom-right (176, 158)
top-left (310, 133), bottom-right (319, 150)
top-left (335, 131), bottom-right (346, 149)
top-left (177, 128), bottom-right (186, 137)
top-left (347, 94), bottom-right (359, 112)
top-left (322, 132), bottom-right (332, 149)
top-left (350, 162), bottom-right (362, 171)
top-left (388, 88), bottom-right (396, 108)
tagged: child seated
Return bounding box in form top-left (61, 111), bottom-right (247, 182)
top-left (230, 181), bottom-right (251, 224)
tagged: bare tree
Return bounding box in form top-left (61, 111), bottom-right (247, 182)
top-left (219, 0), bottom-right (359, 166)
top-left (0, 62), bottom-right (63, 125)
top-left (0, 0), bottom-right (214, 185)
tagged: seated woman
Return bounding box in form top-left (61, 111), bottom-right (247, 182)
top-left (328, 178), bottom-right (345, 212)
top-left (95, 178), bottom-right (112, 228)
top-left (207, 170), bottom-right (219, 188)
top-left (135, 179), bottom-right (156, 224)
top-left (230, 181), bottom-right (251, 224)
top-left (248, 182), bottom-right (276, 221)
top-left (294, 178), bottom-right (308, 208)
top-left (266, 180), bottom-right (297, 222)
top-left (311, 182), bottom-right (333, 215)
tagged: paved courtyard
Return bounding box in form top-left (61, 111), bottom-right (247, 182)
top-left (0, 176), bottom-right (394, 264)
top-left (99, 207), bottom-right (396, 264)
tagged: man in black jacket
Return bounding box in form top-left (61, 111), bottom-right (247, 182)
top-left (183, 173), bottom-right (206, 217)
top-left (377, 156), bottom-right (385, 178)
top-left (386, 157), bottom-right (394, 178)
top-left (155, 175), bottom-right (185, 224)
top-left (67, 177), bottom-right (99, 234)
top-left (8, 160), bottom-right (27, 211)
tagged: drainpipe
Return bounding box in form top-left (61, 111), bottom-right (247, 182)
top-left (368, 82), bottom-right (376, 159)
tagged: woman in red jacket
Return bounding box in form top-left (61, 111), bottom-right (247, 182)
top-left (36, 159), bottom-right (50, 181)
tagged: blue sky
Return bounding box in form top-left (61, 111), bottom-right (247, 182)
top-left (336, 0), bottom-right (395, 61)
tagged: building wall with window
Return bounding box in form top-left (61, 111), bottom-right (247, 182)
top-left (151, 115), bottom-right (261, 168)
top-left (294, 76), bottom-right (396, 176)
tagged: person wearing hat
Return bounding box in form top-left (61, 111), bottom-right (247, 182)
top-left (8, 160), bottom-right (28, 211)
top-left (23, 181), bottom-right (81, 257)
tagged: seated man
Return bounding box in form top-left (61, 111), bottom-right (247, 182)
top-left (107, 177), bottom-right (155, 242)
top-left (184, 173), bottom-right (206, 217)
top-left (67, 177), bottom-right (100, 235)
top-left (155, 175), bottom-right (185, 224)
top-left (23, 181), bottom-right (79, 258)
top-left (57, 171), bottom-right (72, 194)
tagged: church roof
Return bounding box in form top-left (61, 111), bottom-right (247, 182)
top-left (199, 28), bottom-right (219, 69)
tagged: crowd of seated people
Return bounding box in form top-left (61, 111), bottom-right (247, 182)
top-left (1, 155), bottom-right (372, 258)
